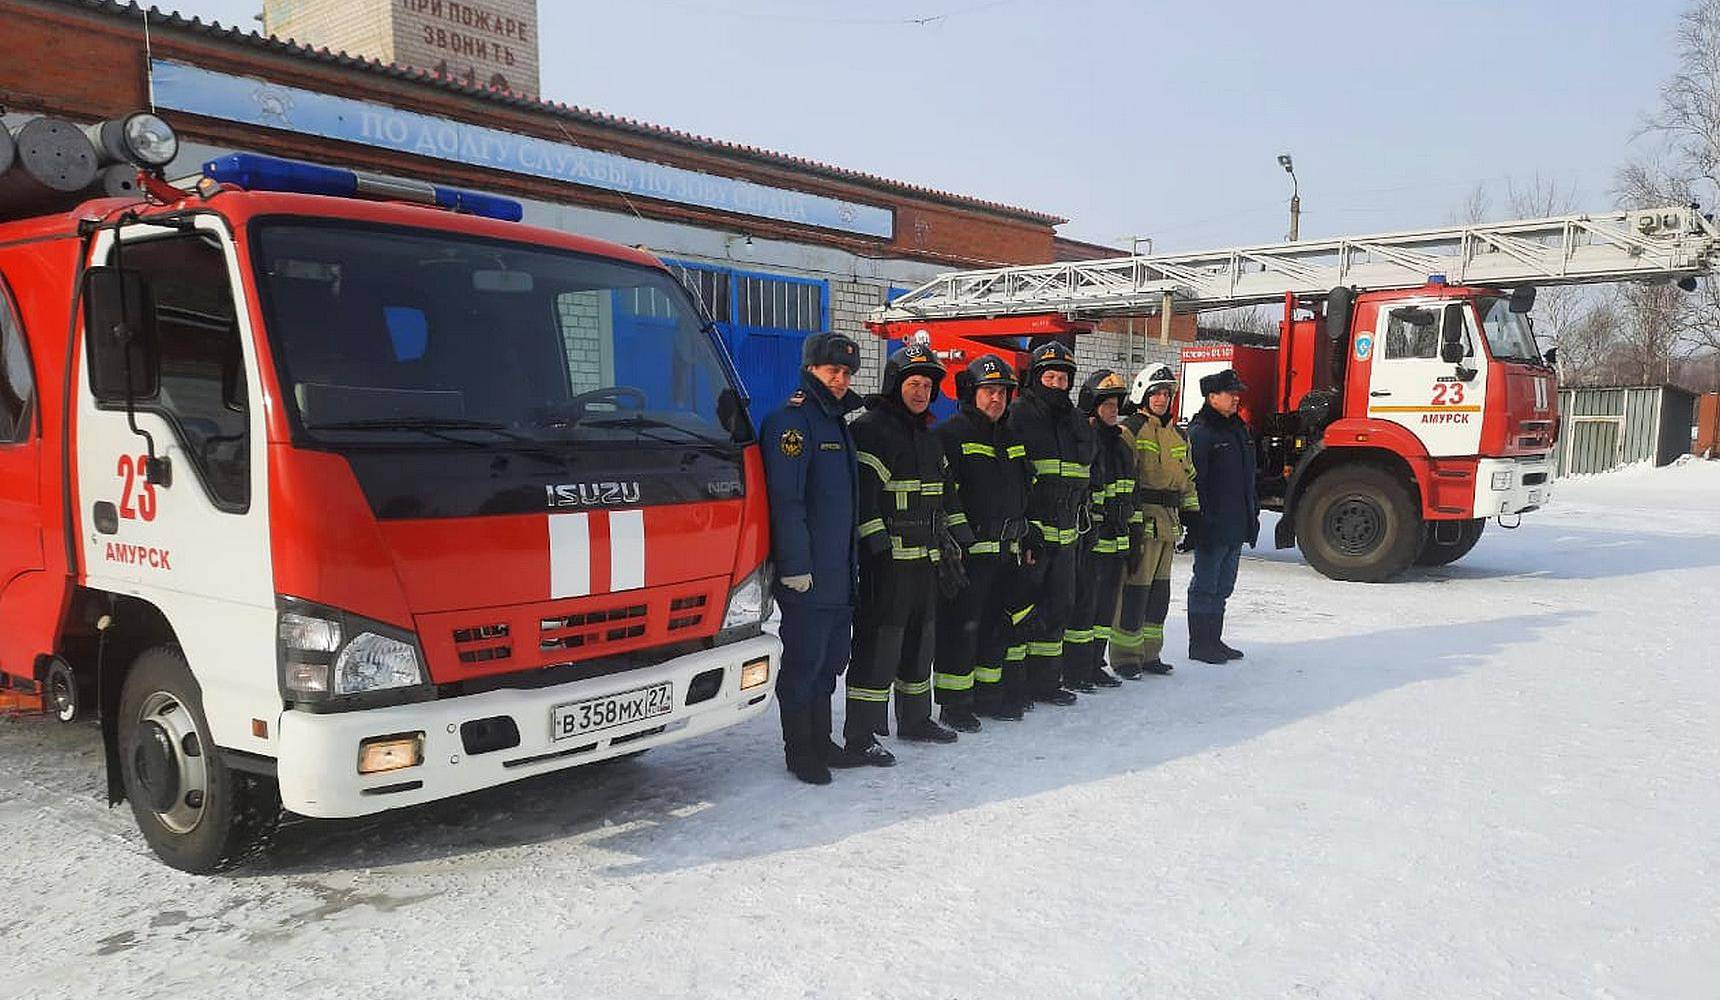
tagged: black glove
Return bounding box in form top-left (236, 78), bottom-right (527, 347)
top-left (1178, 509), bottom-right (1204, 553)
top-left (936, 550), bottom-right (969, 599)
top-left (1125, 525), bottom-right (1146, 575)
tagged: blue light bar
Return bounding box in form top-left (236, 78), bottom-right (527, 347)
top-left (1427, 273), bottom-right (1448, 285)
top-left (201, 153), bottom-right (523, 222)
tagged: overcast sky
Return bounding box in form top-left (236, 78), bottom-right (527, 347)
top-left (166, 0), bottom-right (1688, 252)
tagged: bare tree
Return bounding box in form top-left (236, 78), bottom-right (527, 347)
top-left (1554, 299), bottom-right (1624, 387)
top-left (1611, 282), bottom-right (1689, 384)
top-left (1452, 181), bottom-right (1493, 225)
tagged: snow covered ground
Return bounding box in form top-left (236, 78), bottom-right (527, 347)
top-left (4, 462), bottom-right (1719, 1000)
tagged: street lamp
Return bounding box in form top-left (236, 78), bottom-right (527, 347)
top-left (1277, 153), bottom-right (1300, 241)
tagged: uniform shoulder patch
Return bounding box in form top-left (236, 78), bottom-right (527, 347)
top-left (787, 390), bottom-right (807, 407)
top-left (780, 428), bottom-right (806, 457)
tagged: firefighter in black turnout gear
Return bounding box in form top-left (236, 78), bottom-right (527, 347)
top-left (1005, 341), bottom-right (1095, 707)
top-left (933, 354), bottom-right (1033, 730)
top-left (847, 343), bottom-right (975, 759)
top-left (1063, 370), bottom-right (1135, 691)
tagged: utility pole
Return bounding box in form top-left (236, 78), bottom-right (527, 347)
top-left (1278, 153), bottom-right (1300, 241)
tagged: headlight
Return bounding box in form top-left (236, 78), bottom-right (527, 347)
top-left (1491, 471), bottom-right (1513, 491)
top-left (82, 112), bottom-right (179, 168)
top-left (720, 562), bottom-right (773, 631)
top-left (277, 598), bottom-right (429, 707)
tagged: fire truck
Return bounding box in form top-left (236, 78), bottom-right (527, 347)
top-left (872, 209), bottom-right (1720, 581)
top-left (0, 113), bottom-right (778, 871)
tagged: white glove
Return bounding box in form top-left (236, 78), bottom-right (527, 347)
top-left (780, 574), bottom-right (813, 593)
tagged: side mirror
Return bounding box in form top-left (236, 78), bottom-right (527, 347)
top-left (1543, 346), bottom-right (1559, 367)
top-left (1509, 285), bottom-right (1537, 313)
top-left (82, 266), bottom-right (159, 403)
top-left (717, 387), bottom-right (753, 442)
top-left (1439, 303), bottom-right (1467, 364)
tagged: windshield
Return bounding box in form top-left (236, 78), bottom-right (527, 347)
top-left (1475, 296), bottom-right (1542, 363)
top-left (252, 222), bottom-right (742, 448)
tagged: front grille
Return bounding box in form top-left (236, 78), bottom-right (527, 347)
top-left (415, 577), bottom-right (732, 684)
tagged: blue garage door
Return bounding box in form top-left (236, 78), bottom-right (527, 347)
top-left (667, 261), bottom-right (828, 414)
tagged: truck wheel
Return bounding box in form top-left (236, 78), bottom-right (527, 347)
top-left (45, 657), bottom-right (80, 723)
top-left (1415, 518), bottom-right (1486, 567)
top-left (117, 646), bottom-right (280, 874)
top-left (1295, 465), bottom-right (1422, 582)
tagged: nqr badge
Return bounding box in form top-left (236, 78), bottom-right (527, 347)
top-left (779, 428), bottom-right (806, 457)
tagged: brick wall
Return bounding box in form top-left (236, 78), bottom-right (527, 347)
top-left (263, 0), bottom-right (397, 63)
top-left (1073, 328), bottom-right (1184, 399)
top-left (829, 281), bottom-right (888, 396)
top-left (555, 290), bottom-right (612, 392)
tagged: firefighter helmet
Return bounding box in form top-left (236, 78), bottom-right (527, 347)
top-left (954, 353), bottom-right (1018, 401)
top-left (1127, 364), bottom-right (1178, 407)
top-left (1026, 340), bottom-right (1077, 380)
top-left (882, 342), bottom-right (946, 398)
top-left (1078, 369), bottom-right (1130, 415)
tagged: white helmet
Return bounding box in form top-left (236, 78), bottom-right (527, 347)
top-left (1127, 364), bottom-right (1178, 407)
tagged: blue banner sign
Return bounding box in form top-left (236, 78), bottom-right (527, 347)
top-left (151, 60), bottom-right (895, 239)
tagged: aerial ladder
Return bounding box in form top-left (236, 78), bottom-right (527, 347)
top-left (868, 207), bottom-right (1720, 582)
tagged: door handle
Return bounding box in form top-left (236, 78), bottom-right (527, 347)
top-left (1370, 390), bottom-right (1393, 397)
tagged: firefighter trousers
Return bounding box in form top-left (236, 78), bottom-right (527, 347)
top-left (1110, 537), bottom-right (1176, 668)
top-left (1016, 541), bottom-right (1079, 698)
top-left (934, 553), bottom-right (1011, 714)
top-left (1064, 548), bottom-right (1125, 686)
top-left (847, 559), bottom-right (937, 741)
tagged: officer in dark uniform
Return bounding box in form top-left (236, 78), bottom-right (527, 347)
top-left (847, 342), bottom-right (974, 759)
top-left (933, 354), bottom-right (1033, 729)
top-left (1004, 341), bottom-right (1094, 707)
top-left (1185, 367), bottom-right (1259, 664)
top-left (759, 332), bottom-right (865, 785)
top-left (1062, 369), bottom-right (1135, 691)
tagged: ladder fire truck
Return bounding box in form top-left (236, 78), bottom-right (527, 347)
top-left (871, 209), bottom-right (1720, 581)
top-left (0, 113), bottom-right (778, 871)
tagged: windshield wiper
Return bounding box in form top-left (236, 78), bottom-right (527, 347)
top-left (580, 414), bottom-right (732, 449)
top-left (306, 417), bottom-right (563, 456)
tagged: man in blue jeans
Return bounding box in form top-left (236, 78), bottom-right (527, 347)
top-left (1184, 368), bottom-right (1259, 664)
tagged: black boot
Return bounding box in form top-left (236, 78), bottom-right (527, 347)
top-left (1188, 613), bottom-right (1230, 665)
top-left (980, 701), bottom-right (1025, 721)
top-left (1143, 658), bottom-right (1175, 675)
top-left (1091, 668), bottom-right (1123, 688)
top-left (812, 697), bottom-right (866, 770)
top-left (1113, 660), bottom-right (1146, 680)
top-left (1215, 609), bottom-right (1244, 660)
top-left (1033, 687), bottom-right (1078, 706)
top-left (835, 736), bottom-right (898, 767)
top-left (899, 716), bottom-right (959, 743)
top-left (779, 703), bottom-right (831, 785)
top-left (940, 707), bottom-right (983, 733)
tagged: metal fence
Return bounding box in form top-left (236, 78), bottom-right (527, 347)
top-left (1556, 385), bottom-right (1698, 475)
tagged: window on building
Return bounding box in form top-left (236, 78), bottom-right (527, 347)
top-left (735, 274), bottom-right (823, 332)
top-left (0, 276), bottom-right (35, 444)
top-left (669, 264), bottom-right (732, 322)
top-left (117, 234), bottom-right (251, 510)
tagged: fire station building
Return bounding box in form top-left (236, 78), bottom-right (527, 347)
top-left (0, 0), bottom-right (1184, 404)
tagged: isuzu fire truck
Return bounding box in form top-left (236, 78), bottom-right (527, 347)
top-left (0, 113), bottom-right (778, 871)
top-left (872, 209), bottom-right (1720, 580)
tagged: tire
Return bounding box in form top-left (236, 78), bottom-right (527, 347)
top-left (1415, 518), bottom-right (1486, 567)
top-left (117, 646), bottom-right (280, 874)
top-left (45, 657), bottom-right (80, 723)
top-left (1294, 464), bottom-right (1422, 582)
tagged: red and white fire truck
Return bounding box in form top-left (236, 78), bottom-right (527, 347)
top-left (0, 113), bottom-right (777, 871)
top-left (872, 209), bottom-right (1720, 581)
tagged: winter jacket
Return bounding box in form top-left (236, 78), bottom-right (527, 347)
top-left (1187, 403), bottom-right (1260, 548)
top-left (1087, 419), bottom-right (1137, 556)
top-left (1122, 409), bottom-right (1200, 545)
top-left (1005, 385), bottom-right (1096, 551)
top-left (852, 395), bottom-right (973, 563)
top-left (935, 403), bottom-right (1031, 556)
top-left (759, 370), bottom-right (863, 607)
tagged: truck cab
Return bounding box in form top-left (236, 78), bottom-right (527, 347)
top-left (0, 134), bottom-right (778, 871)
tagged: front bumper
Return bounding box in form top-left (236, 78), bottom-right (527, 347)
top-left (275, 634), bottom-right (778, 818)
top-left (1472, 454), bottom-right (1556, 518)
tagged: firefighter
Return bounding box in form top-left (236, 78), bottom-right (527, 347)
top-left (1004, 341), bottom-right (1094, 707)
top-left (847, 342), bottom-right (975, 757)
top-left (1110, 365), bottom-right (1200, 677)
top-left (1062, 370), bottom-right (1134, 691)
top-left (759, 332), bottom-right (866, 785)
top-left (1185, 367), bottom-right (1258, 664)
top-left (933, 354), bottom-right (1033, 729)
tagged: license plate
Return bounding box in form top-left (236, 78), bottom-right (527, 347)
top-left (552, 682), bottom-right (673, 741)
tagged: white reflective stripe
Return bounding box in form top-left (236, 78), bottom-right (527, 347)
top-left (610, 509), bottom-right (646, 592)
top-left (549, 513), bottom-right (592, 599)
